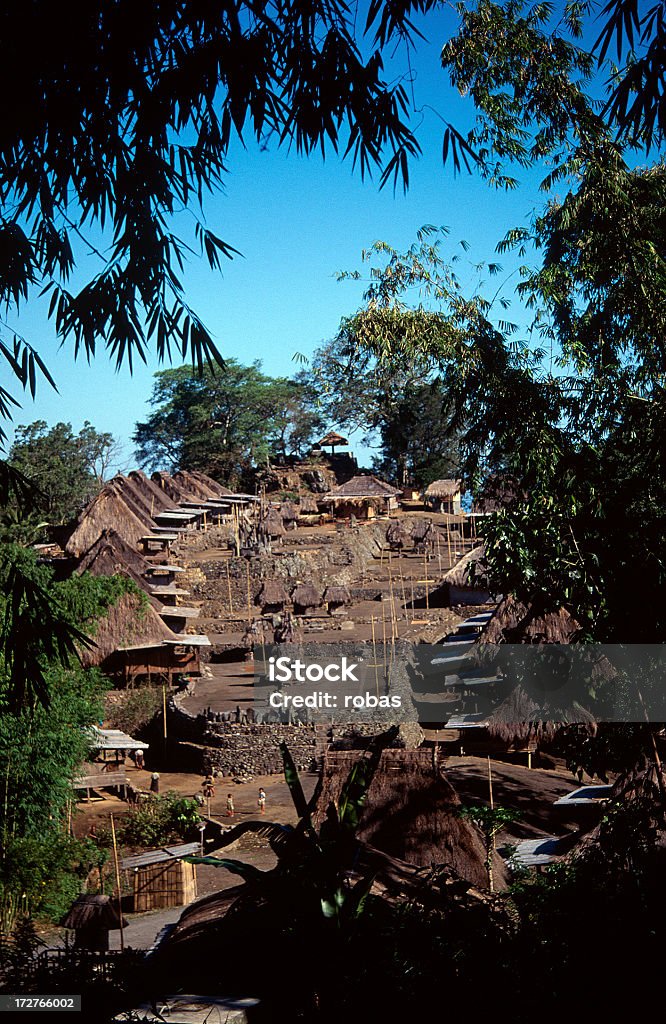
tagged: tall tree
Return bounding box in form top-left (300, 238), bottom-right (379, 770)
top-left (133, 361), bottom-right (324, 483)
top-left (7, 420), bottom-right (119, 524)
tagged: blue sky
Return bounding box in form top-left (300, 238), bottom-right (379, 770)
top-left (6, 8), bottom-right (551, 470)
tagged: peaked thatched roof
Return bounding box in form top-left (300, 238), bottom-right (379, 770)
top-left (318, 430), bottom-right (349, 447)
top-left (260, 508), bottom-right (285, 538)
top-left (128, 470), bottom-right (175, 513)
top-left (442, 544), bottom-right (488, 589)
top-left (65, 488), bottom-right (149, 558)
top-left (326, 475), bottom-right (400, 499)
top-left (187, 470), bottom-right (233, 497)
top-left (173, 469), bottom-right (217, 501)
top-left (77, 528), bottom-right (150, 578)
top-left (323, 585), bottom-right (351, 605)
top-left (78, 591), bottom-right (178, 668)
top-left (315, 749), bottom-right (508, 889)
top-left (108, 475), bottom-right (156, 529)
top-left (280, 501), bottom-right (299, 523)
top-left (291, 583), bottom-right (322, 608)
top-left (480, 595), bottom-right (582, 644)
top-left (257, 580), bottom-right (289, 607)
top-left (151, 471), bottom-right (192, 503)
top-left (298, 493), bottom-right (319, 513)
top-left (60, 894), bottom-right (128, 930)
top-left (425, 479), bottom-right (461, 498)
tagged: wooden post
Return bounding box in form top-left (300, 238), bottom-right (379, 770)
top-left (381, 608), bottom-right (387, 675)
top-left (246, 560), bottom-right (252, 621)
top-left (487, 756), bottom-right (494, 809)
top-left (110, 814), bottom-right (125, 952)
top-left (371, 616), bottom-right (379, 698)
top-left (446, 519), bottom-right (452, 568)
top-left (423, 549), bottom-right (430, 611)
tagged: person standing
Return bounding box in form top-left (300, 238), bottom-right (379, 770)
top-left (134, 749), bottom-right (145, 770)
top-left (150, 771), bottom-right (160, 794)
top-left (226, 793), bottom-right (235, 817)
top-left (257, 788), bottom-right (266, 814)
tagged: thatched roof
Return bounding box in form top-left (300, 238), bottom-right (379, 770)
top-left (318, 430), bottom-right (349, 447)
top-left (325, 475), bottom-right (400, 500)
top-left (77, 528), bottom-right (150, 578)
top-left (128, 470), bottom-right (175, 513)
top-left (442, 544), bottom-right (488, 589)
top-left (65, 488), bottom-right (148, 558)
top-left (315, 749), bottom-right (508, 889)
top-left (323, 586), bottom-right (351, 605)
top-left (298, 493), bottom-right (319, 514)
top-left (78, 591), bottom-right (178, 668)
top-left (76, 531), bottom-right (160, 610)
top-left (280, 501), bottom-right (299, 523)
top-left (108, 475), bottom-right (156, 529)
top-left (173, 469), bottom-right (218, 501)
top-left (480, 595), bottom-right (582, 644)
top-left (151, 471), bottom-right (191, 503)
top-left (291, 583), bottom-right (322, 608)
top-left (261, 509), bottom-right (285, 538)
top-left (425, 479), bottom-right (461, 499)
top-left (60, 894), bottom-right (128, 930)
top-left (257, 580), bottom-right (289, 607)
top-left (187, 470), bottom-right (233, 497)
top-left (486, 686), bottom-right (596, 745)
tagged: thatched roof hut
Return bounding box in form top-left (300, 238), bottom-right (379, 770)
top-left (479, 595), bottom-right (582, 644)
top-left (76, 530), bottom-right (161, 609)
top-left (60, 894), bottom-right (128, 951)
top-left (187, 470), bottom-right (233, 497)
top-left (65, 488), bottom-right (148, 558)
top-left (108, 475), bottom-right (156, 529)
top-left (315, 749), bottom-right (508, 889)
top-left (128, 470), bottom-right (175, 513)
top-left (173, 469), bottom-right (217, 501)
top-left (280, 501), bottom-right (299, 527)
top-left (323, 475), bottom-right (400, 519)
top-left (323, 585), bottom-right (351, 614)
top-left (78, 591), bottom-right (178, 670)
top-left (425, 479), bottom-right (461, 499)
top-left (291, 583), bottom-right (322, 611)
top-left (261, 509), bottom-right (285, 539)
top-left (298, 493), bottom-right (319, 514)
top-left (151, 471), bottom-right (191, 503)
top-left (318, 430), bottom-right (349, 450)
top-left (257, 580), bottom-right (289, 610)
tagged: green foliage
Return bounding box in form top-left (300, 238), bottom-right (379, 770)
top-left (0, 833), bottom-right (106, 934)
top-left (106, 685), bottom-right (163, 736)
top-left (7, 420), bottom-right (119, 525)
top-left (0, 2), bottom-right (434, 446)
top-left (118, 793), bottom-right (202, 848)
top-left (133, 361), bottom-right (325, 483)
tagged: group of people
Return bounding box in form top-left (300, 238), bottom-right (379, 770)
top-left (224, 786), bottom-right (266, 817)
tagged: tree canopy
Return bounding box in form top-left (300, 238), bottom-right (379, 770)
top-left (7, 420), bottom-right (119, 525)
top-left (133, 360), bottom-right (324, 483)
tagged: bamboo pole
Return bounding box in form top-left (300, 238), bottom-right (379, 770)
top-left (371, 616), bottom-right (379, 698)
top-left (437, 531), bottom-right (442, 573)
top-left (423, 548), bottom-right (430, 611)
top-left (488, 756), bottom-right (494, 809)
top-left (381, 607), bottom-right (387, 675)
top-left (446, 519), bottom-right (452, 568)
top-left (110, 815), bottom-right (125, 952)
top-left (246, 560), bottom-right (252, 621)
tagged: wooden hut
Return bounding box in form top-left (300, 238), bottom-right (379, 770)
top-left (60, 894), bottom-right (127, 952)
top-left (280, 501), bottom-right (299, 531)
top-left (78, 590), bottom-right (199, 683)
top-left (298, 492), bottom-right (320, 515)
top-left (315, 749), bottom-right (508, 889)
top-left (291, 583), bottom-right (322, 615)
top-left (121, 844), bottom-right (199, 912)
top-left (424, 479), bottom-right (462, 514)
top-left (323, 585), bottom-right (351, 615)
top-left (318, 430), bottom-right (349, 454)
top-left (323, 475), bottom-right (400, 520)
top-left (65, 488), bottom-right (148, 558)
top-left (257, 580), bottom-right (289, 613)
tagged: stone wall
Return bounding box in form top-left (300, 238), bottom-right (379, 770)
top-left (167, 695), bottom-right (318, 776)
